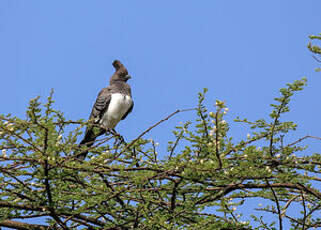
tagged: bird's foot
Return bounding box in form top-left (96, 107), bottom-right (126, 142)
top-left (110, 129), bottom-right (125, 146)
top-left (117, 134), bottom-right (125, 143)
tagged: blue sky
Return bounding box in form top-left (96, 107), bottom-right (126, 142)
top-left (1, 0), bottom-right (321, 228)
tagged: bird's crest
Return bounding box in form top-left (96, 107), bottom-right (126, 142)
top-left (110, 60), bottom-right (129, 84)
top-left (112, 60), bottom-right (123, 70)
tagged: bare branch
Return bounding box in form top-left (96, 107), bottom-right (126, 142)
top-left (0, 220), bottom-right (54, 230)
top-left (265, 178), bottom-right (283, 230)
top-left (301, 190), bottom-right (307, 230)
top-left (287, 135), bottom-right (321, 147)
top-left (120, 108), bottom-right (196, 155)
top-left (312, 55), bottom-right (321, 63)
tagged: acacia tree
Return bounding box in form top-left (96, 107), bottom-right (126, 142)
top-left (0, 76), bottom-right (320, 230)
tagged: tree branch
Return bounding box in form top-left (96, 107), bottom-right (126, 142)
top-left (265, 178), bottom-right (283, 230)
top-left (215, 110), bottom-right (223, 168)
top-left (0, 220), bottom-right (54, 230)
top-left (119, 108), bottom-right (196, 155)
top-left (269, 96), bottom-right (288, 157)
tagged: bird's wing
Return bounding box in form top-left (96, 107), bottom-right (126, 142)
top-left (78, 88), bottom-right (111, 159)
top-left (121, 101), bottom-right (134, 120)
top-left (89, 87), bottom-right (112, 122)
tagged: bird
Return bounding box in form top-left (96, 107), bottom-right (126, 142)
top-left (76, 60), bottom-right (134, 159)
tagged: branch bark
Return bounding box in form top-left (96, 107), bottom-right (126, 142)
top-left (0, 220), bottom-right (53, 230)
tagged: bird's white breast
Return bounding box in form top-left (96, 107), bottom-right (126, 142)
top-left (100, 93), bottom-right (133, 129)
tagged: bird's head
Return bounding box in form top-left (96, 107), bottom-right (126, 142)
top-left (110, 60), bottom-right (131, 83)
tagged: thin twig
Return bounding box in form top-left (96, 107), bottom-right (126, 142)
top-left (312, 55), bottom-right (321, 63)
top-left (215, 110), bottom-right (223, 168)
top-left (287, 135), bottom-right (321, 147)
top-left (224, 204), bottom-right (238, 223)
top-left (265, 178), bottom-right (282, 230)
top-left (281, 195), bottom-right (299, 216)
top-left (170, 180), bottom-right (181, 211)
top-left (43, 128), bottom-right (69, 229)
top-left (199, 108), bottom-right (209, 139)
top-left (169, 130), bottom-right (183, 159)
top-left (270, 97), bottom-right (287, 157)
top-left (301, 190), bottom-right (307, 230)
top-left (120, 108), bottom-right (196, 155)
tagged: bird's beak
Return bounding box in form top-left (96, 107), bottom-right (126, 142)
top-left (125, 75), bottom-right (132, 80)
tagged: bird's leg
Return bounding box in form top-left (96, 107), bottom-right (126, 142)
top-left (110, 129), bottom-right (125, 145)
top-left (110, 128), bottom-right (117, 136)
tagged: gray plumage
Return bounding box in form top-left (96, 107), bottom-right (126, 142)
top-left (77, 60), bottom-right (133, 159)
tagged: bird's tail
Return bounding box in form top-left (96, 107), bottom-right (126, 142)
top-left (75, 128), bottom-right (104, 160)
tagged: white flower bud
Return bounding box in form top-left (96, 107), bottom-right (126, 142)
top-left (6, 122), bottom-right (13, 128)
top-left (102, 150), bottom-right (110, 156)
top-left (2, 149), bottom-right (7, 157)
top-left (266, 166), bottom-right (271, 172)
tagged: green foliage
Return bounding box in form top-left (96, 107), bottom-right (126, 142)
top-left (308, 33), bottom-right (321, 72)
top-left (0, 79), bottom-right (320, 229)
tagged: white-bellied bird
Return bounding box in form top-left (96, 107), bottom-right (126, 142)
top-left (76, 60), bottom-right (133, 159)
